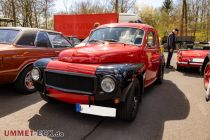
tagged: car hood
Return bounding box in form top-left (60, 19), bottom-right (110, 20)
top-left (58, 43), bottom-right (140, 64)
top-left (181, 50), bottom-right (210, 58)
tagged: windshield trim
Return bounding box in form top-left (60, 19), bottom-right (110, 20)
top-left (0, 29), bottom-right (21, 45)
top-left (88, 27), bottom-right (145, 46)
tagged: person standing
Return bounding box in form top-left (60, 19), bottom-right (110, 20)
top-left (166, 28), bottom-right (179, 69)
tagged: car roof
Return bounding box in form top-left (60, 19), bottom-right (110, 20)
top-left (0, 27), bottom-right (61, 34)
top-left (97, 23), bottom-right (154, 30)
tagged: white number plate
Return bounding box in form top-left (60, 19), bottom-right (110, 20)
top-left (192, 58), bottom-right (204, 63)
top-left (76, 104), bottom-right (116, 117)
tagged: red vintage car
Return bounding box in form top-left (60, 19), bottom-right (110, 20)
top-left (32, 23), bottom-right (165, 121)
top-left (177, 44), bottom-right (210, 71)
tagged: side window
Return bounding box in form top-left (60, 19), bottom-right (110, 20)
top-left (134, 30), bottom-right (144, 45)
top-left (147, 32), bottom-right (155, 47)
top-left (16, 30), bottom-right (37, 46)
top-left (48, 33), bottom-right (72, 48)
top-left (35, 31), bottom-right (51, 48)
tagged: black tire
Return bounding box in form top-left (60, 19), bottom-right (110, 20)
top-left (40, 92), bottom-right (57, 103)
top-left (117, 79), bottom-right (141, 121)
top-left (14, 65), bottom-right (36, 94)
top-left (177, 65), bottom-right (184, 71)
top-left (156, 62), bottom-right (164, 84)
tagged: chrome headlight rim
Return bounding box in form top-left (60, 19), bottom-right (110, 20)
top-left (100, 76), bottom-right (116, 93)
top-left (31, 67), bottom-right (41, 81)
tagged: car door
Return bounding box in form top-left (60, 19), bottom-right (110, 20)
top-left (34, 31), bottom-right (58, 58)
top-left (144, 30), bottom-right (160, 83)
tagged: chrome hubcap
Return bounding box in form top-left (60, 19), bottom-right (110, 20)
top-left (25, 71), bottom-right (34, 90)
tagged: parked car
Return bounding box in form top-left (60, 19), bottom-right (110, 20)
top-left (176, 44), bottom-right (210, 71)
top-left (32, 23), bottom-right (165, 121)
top-left (74, 37), bottom-right (89, 47)
top-left (0, 27), bottom-right (72, 93)
top-left (66, 36), bottom-right (81, 47)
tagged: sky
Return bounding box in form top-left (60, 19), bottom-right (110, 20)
top-left (54, 0), bottom-right (166, 13)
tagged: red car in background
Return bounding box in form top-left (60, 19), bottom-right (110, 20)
top-left (177, 44), bottom-right (210, 71)
top-left (32, 23), bottom-right (165, 121)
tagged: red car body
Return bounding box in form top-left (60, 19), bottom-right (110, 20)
top-left (177, 47), bottom-right (210, 71)
top-left (33, 23), bottom-right (165, 120)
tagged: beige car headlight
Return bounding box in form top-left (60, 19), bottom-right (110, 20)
top-left (101, 77), bottom-right (116, 93)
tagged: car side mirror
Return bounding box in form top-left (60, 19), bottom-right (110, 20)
top-left (35, 39), bottom-right (48, 48)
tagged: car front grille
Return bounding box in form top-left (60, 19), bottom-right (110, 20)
top-left (45, 70), bottom-right (96, 95)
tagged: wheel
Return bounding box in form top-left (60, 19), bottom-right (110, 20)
top-left (156, 62), bottom-right (164, 84)
top-left (117, 79), bottom-right (141, 121)
top-left (204, 62), bottom-right (210, 90)
top-left (205, 96), bottom-right (209, 102)
top-left (177, 65), bottom-right (184, 71)
top-left (14, 65), bottom-right (36, 94)
top-left (40, 92), bottom-right (57, 103)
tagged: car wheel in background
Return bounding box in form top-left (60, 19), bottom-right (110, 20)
top-left (177, 65), bottom-right (184, 71)
top-left (204, 62), bottom-right (210, 90)
top-left (156, 62), bottom-right (164, 84)
top-left (14, 65), bottom-right (36, 94)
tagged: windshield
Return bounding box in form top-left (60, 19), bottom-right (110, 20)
top-left (88, 27), bottom-right (144, 45)
top-left (0, 29), bottom-right (20, 44)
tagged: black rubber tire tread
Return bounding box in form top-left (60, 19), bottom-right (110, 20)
top-left (156, 62), bottom-right (164, 84)
top-left (117, 79), bottom-right (141, 121)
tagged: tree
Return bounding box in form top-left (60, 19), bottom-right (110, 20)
top-left (110, 0), bottom-right (136, 13)
top-left (161, 0), bottom-right (173, 14)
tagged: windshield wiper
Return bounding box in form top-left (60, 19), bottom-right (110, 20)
top-left (104, 39), bottom-right (118, 42)
top-left (88, 39), bottom-right (105, 44)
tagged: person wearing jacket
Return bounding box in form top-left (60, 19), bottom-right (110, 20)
top-left (166, 28), bottom-right (179, 69)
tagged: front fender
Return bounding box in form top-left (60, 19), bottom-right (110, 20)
top-left (95, 63), bottom-right (145, 102)
top-left (34, 57), bottom-right (55, 69)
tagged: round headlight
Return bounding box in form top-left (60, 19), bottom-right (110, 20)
top-left (31, 68), bottom-right (40, 81)
top-left (101, 77), bottom-right (116, 93)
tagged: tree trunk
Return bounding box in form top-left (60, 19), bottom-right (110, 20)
top-left (11, 0), bottom-right (16, 26)
top-left (115, 0), bottom-right (118, 13)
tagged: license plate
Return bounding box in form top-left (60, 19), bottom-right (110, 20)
top-left (192, 58), bottom-right (204, 63)
top-left (76, 103), bottom-right (116, 117)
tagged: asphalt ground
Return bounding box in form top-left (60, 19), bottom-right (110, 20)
top-left (0, 53), bottom-right (209, 140)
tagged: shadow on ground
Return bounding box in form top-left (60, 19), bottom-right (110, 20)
top-left (28, 79), bottom-right (190, 140)
top-left (0, 84), bottom-right (41, 118)
top-left (164, 67), bottom-right (176, 74)
top-left (180, 68), bottom-right (203, 78)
